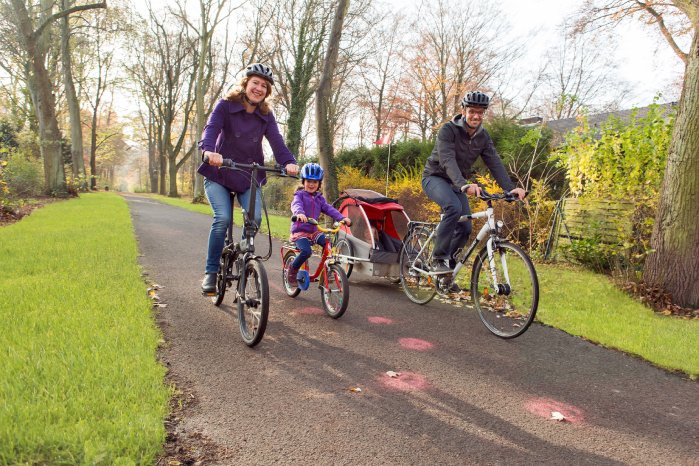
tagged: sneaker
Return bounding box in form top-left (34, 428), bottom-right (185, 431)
top-left (201, 273), bottom-right (217, 294)
top-left (432, 259), bottom-right (452, 274)
top-left (287, 267), bottom-right (299, 287)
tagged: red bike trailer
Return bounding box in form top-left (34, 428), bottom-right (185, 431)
top-left (332, 189), bottom-right (410, 279)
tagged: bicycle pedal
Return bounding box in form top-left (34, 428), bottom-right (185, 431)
top-left (202, 291), bottom-right (216, 297)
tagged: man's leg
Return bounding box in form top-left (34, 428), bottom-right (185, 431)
top-left (447, 193), bottom-right (472, 267)
top-left (422, 176), bottom-right (463, 262)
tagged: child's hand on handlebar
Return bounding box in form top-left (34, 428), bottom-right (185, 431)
top-left (296, 213), bottom-right (308, 223)
top-left (341, 217), bottom-right (351, 226)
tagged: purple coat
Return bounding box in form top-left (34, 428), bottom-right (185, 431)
top-left (290, 189), bottom-right (345, 235)
top-left (197, 99), bottom-right (296, 192)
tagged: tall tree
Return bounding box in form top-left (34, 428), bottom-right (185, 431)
top-left (576, 0), bottom-right (699, 308)
top-left (315, 0), bottom-right (349, 201)
top-left (3, 0), bottom-right (106, 194)
top-left (59, 0), bottom-right (86, 186)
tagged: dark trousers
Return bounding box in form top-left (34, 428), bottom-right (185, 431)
top-left (291, 234), bottom-right (327, 270)
top-left (422, 176), bottom-right (472, 262)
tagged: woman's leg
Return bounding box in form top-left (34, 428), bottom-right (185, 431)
top-left (204, 179), bottom-right (232, 274)
top-left (236, 187), bottom-right (263, 229)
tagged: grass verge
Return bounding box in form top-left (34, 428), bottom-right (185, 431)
top-left (534, 263), bottom-right (699, 378)
top-left (0, 192), bottom-right (169, 464)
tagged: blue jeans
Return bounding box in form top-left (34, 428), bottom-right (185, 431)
top-left (204, 178), bottom-right (262, 273)
top-left (422, 176), bottom-right (472, 262)
top-left (291, 235), bottom-right (327, 270)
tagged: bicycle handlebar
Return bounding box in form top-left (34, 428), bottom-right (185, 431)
top-left (478, 188), bottom-right (528, 202)
top-left (203, 155), bottom-right (298, 178)
top-left (291, 216), bottom-right (346, 234)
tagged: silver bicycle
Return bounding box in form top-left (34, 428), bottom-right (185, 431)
top-left (399, 190), bottom-right (539, 338)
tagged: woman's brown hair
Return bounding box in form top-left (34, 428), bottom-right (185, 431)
top-left (224, 76), bottom-right (272, 115)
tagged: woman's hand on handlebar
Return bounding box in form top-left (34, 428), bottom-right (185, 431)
top-left (203, 151), bottom-right (224, 167)
top-left (285, 163), bottom-right (299, 176)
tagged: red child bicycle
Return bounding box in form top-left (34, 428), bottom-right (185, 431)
top-left (280, 217), bottom-right (350, 318)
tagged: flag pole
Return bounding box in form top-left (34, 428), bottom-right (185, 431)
top-left (385, 139), bottom-right (391, 196)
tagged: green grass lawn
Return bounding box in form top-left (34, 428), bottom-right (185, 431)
top-left (535, 264), bottom-right (699, 378)
top-left (0, 192), bottom-right (169, 465)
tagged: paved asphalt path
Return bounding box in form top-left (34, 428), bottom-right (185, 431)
top-left (124, 193), bottom-right (699, 465)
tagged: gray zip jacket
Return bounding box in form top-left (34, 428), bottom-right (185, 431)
top-left (422, 114), bottom-right (515, 192)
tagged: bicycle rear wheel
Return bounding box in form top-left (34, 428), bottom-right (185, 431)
top-left (399, 228), bottom-right (437, 305)
top-left (238, 259), bottom-right (269, 347)
top-left (282, 250), bottom-right (301, 297)
top-left (470, 241), bottom-right (538, 339)
top-left (320, 264), bottom-right (349, 318)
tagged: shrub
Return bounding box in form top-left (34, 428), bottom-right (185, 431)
top-left (3, 151), bottom-right (43, 197)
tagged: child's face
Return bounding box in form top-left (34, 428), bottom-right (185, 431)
top-left (303, 179), bottom-right (320, 193)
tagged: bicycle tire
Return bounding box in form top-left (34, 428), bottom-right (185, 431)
top-left (282, 250), bottom-right (301, 298)
top-left (334, 238), bottom-right (354, 278)
top-left (238, 259), bottom-right (269, 347)
top-left (399, 227), bottom-right (437, 305)
top-left (470, 241), bottom-right (539, 339)
top-left (320, 264), bottom-right (349, 319)
top-left (212, 252), bottom-right (230, 306)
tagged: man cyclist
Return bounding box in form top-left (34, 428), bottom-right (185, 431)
top-left (422, 91), bottom-right (526, 279)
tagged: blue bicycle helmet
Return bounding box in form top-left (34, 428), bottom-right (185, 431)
top-left (300, 163), bottom-right (324, 181)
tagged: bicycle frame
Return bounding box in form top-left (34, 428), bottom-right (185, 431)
top-left (406, 194), bottom-right (511, 290)
top-left (283, 218), bottom-right (344, 284)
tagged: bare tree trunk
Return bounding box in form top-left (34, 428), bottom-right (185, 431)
top-left (59, 0), bottom-right (85, 187)
top-left (148, 113), bottom-right (158, 193)
top-left (316, 0), bottom-right (349, 202)
top-left (644, 30), bottom-right (699, 308)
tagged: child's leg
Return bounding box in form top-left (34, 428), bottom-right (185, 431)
top-left (291, 237), bottom-right (313, 270)
top-left (315, 234), bottom-right (327, 249)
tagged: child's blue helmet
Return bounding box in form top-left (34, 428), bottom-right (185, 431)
top-left (300, 163), bottom-right (324, 181)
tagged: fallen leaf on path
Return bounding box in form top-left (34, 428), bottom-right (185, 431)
top-left (349, 387), bottom-right (362, 393)
top-left (154, 303), bottom-right (168, 308)
top-left (550, 411), bottom-right (567, 422)
top-left (386, 371), bottom-right (400, 378)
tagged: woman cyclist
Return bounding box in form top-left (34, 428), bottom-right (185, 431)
top-left (198, 63), bottom-right (300, 294)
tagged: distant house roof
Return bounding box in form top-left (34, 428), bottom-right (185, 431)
top-left (521, 102), bottom-right (676, 146)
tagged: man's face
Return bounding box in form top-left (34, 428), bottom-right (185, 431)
top-left (463, 106), bottom-right (486, 128)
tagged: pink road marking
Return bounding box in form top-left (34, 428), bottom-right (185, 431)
top-left (368, 316), bottom-right (395, 325)
top-left (295, 306), bottom-right (324, 316)
top-left (379, 371), bottom-right (430, 392)
top-left (269, 282), bottom-right (283, 293)
top-left (525, 397), bottom-right (585, 424)
top-left (398, 337), bottom-right (435, 351)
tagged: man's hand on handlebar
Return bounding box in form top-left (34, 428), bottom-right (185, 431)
top-left (509, 187), bottom-right (527, 200)
top-left (460, 183), bottom-right (482, 197)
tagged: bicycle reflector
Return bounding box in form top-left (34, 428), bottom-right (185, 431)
top-left (297, 270), bottom-right (310, 290)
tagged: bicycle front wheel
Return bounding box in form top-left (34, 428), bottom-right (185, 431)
top-left (238, 259), bottom-right (269, 347)
top-left (471, 241), bottom-right (538, 339)
top-left (399, 228), bottom-right (437, 305)
top-left (320, 264), bottom-right (349, 319)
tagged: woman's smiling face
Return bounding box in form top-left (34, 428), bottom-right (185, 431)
top-left (245, 76), bottom-right (269, 104)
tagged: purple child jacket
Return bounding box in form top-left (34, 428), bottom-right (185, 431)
top-left (197, 99), bottom-right (296, 193)
top-left (290, 189), bottom-right (345, 235)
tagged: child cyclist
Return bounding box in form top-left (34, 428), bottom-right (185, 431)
top-left (288, 163), bottom-right (351, 286)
